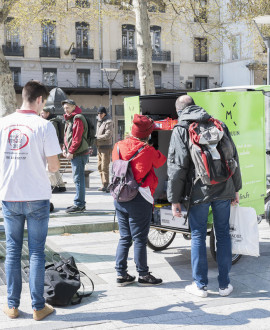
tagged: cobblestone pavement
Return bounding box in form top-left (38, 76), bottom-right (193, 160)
top-left (1, 221), bottom-right (270, 329)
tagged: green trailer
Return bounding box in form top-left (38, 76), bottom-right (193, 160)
top-left (123, 86), bottom-right (270, 264)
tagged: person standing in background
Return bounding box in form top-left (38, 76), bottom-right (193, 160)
top-left (41, 106), bottom-right (66, 193)
top-left (96, 107), bottom-right (113, 192)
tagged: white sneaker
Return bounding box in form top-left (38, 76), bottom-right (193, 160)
top-left (219, 284), bottom-right (233, 296)
top-left (185, 282), bottom-right (208, 298)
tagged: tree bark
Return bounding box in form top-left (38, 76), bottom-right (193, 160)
top-left (133, 0), bottom-right (156, 95)
top-left (0, 48), bottom-right (17, 117)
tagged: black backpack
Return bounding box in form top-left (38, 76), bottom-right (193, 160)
top-left (44, 254), bottom-right (94, 306)
top-left (55, 117), bottom-right (65, 145)
top-left (109, 144), bottom-right (149, 202)
top-left (74, 114), bottom-right (96, 147)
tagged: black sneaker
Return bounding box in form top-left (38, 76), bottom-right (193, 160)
top-left (58, 187), bottom-right (66, 192)
top-left (117, 273), bottom-right (136, 287)
top-left (65, 205), bottom-right (86, 214)
top-left (138, 272), bottom-right (162, 286)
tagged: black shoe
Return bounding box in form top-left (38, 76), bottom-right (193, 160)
top-left (65, 205), bottom-right (86, 214)
top-left (138, 272), bottom-right (162, 286)
top-left (58, 187), bottom-right (66, 192)
top-left (117, 273), bottom-right (136, 287)
top-left (52, 187), bottom-right (59, 193)
top-left (97, 186), bottom-right (106, 192)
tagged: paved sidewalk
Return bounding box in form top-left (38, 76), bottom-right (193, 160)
top-left (1, 220), bottom-right (270, 329)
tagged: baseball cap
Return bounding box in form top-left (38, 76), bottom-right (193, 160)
top-left (61, 99), bottom-right (76, 106)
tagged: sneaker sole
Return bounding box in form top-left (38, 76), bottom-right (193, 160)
top-left (138, 282), bottom-right (163, 286)
top-left (185, 288), bottom-right (208, 298)
top-left (65, 209), bottom-right (85, 214)
top-left (117, 280), bottom-right (136, 287)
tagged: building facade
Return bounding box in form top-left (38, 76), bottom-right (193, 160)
top-left (1, 0), bottom-right (223, 141)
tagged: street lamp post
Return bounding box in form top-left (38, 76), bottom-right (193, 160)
top-left (254, 15), bottom-right (270, 85)
top-left (101, 68), bottom-right (119, 117)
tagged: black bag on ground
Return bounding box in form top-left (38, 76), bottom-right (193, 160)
top-left (44, 254), bottom-right (94, 306)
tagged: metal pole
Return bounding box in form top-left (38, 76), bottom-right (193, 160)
top-left (109, 80), bottom-right (113, 117)
top-left (266, 37), bottom-right (270, 85)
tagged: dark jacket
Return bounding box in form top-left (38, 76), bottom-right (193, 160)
top-left (96, 114), bottom-right (113, 149)
top-left (63, 106), bottom-right (88, 156)
top-left (167, 105), bottom-right (242, 205)
top-left (47, 114), bottom-right (60, 140)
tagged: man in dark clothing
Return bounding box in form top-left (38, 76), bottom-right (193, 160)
top-left (167, 95), bottom-right (242, 298)
top-left (41, 106), bottom-right (66, 193)
top-left (62, 99), bottom-right (89, 213)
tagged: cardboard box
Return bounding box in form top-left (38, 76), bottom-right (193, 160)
top-left (160, 207), bottom-right (189, 229)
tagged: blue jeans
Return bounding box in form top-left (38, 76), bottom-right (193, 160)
top-left (114, 193), bottom-right (153, 277)
top-left (2, 200), bottom-right (50, 310)
top-left (188, 199), bottom-right (232, 289)
top-left (71, 154), bottom-right (89, 208)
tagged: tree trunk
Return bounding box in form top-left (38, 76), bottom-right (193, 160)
top-left (0, 48), bottom-right (17, 117)
top-left (133, 0), bottom-right (156, 95)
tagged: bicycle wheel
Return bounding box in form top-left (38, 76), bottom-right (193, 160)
top-left (209, 228), bottom-right (242, 265)
top-left (147, 229), bottom-right (176, 251)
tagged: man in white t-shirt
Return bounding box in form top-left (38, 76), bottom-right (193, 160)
top-left (0, 81), bottom-right (61, 321)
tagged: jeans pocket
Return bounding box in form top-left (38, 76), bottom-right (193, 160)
top-left (27, 200), bottom-right (50, 219)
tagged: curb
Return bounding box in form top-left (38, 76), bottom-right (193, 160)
top-left (0, 210), bottom-right (115, 222)
top-left (0, 221), bottom-right (119, 240)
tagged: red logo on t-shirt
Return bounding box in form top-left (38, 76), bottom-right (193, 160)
top-left (8, 129), bottom-right (29, 150)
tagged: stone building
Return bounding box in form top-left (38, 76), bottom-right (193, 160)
top-left (1, 0), bottom-right (222, 141)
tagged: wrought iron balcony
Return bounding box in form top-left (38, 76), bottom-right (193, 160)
top-left (116, 48), bottom-right (137, 60)
top-left (39, 47), bottom-right (60, 58)
top-left (152, 50), bottom-right (171, 62)
top-left (2, 45), bottom-right (24, 57)
top-left (75, 48), bottom-right (94, 59)
top-left (117, 48), bottom-right (171, 62)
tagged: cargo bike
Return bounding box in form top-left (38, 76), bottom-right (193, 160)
top-left (124, 86), bottom-right (270, 265)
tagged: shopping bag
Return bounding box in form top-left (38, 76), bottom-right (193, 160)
top-left (229, 205), bottom-right (260, 257)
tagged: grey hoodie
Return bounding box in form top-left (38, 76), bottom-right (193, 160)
top-left (167, 105), bottom-right (242, 205)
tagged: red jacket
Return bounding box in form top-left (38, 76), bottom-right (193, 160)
top-left (112, 137), bottom-right (166, 196)
top-left (63, 106), bottom-right (84, 154)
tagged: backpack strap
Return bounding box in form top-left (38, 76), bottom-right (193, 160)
top-left (71, 270), bottom-right (95, 305)
top-left (117, 144), bottom-right (147, 162)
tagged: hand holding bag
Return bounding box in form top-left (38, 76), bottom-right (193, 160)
top-left (229, 205), bottom-right (260, 257)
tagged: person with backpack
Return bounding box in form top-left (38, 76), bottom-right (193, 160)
top-left (167, 95), bottom-right (242, 298)
top-left (41, 106), bottom-right (66, 193)
top-left (96, 107), bottom-right (113, 192)
top-left (62, 99), bottom-right (89, 213)
top-left (112, 114), bottom-right (166, 286)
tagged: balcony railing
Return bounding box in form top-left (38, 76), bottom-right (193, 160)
top-left (2, 45), bottom-right (24, 57)
top-left (75, 48), bottom-right (94, 59)
top-left (116, 48), bottom-right (137, 60)
top-left (39, 47), bottom-right (60, 58)
top-left (152, 50), bottom-right (171, 62)
top-left (117, 48), bottom-right (171, 62)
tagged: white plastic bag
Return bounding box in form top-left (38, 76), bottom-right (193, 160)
top-left (229, 205), bottom-right (260, 257)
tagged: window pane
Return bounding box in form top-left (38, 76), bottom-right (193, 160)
top-left (5, 18), bottom-right (20, 47)
top-left (77, 69), bottom-right (90, 87)
top-left (42, 21), bottom-right (56, 48)
top-left (194, 38), bottom-right (207, 62)
top-left (10, 67), bottom-right (21, 86)
top-left (76, 22), bottom-right (89, 49)
top-left (153, 71), bottom-right (161, 87)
